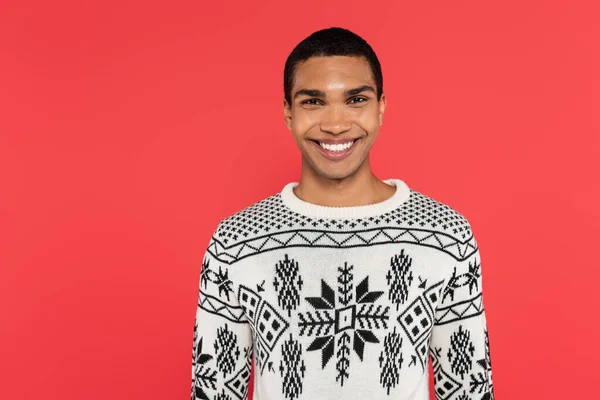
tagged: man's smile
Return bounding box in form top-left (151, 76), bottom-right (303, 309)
top-left (309, 137), bottom-right (361, 161)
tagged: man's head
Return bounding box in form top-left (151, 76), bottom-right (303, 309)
top-left (283, 27), bottom-right (386, 181)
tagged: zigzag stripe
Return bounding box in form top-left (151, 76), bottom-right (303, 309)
top-left (198, 291), bottom-right (249, 324)
top-left (434, 293), bottom-right (484, 325)
top-left (207, 227), bottom-right (477, 264)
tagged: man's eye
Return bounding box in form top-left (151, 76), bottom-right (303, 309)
top-left (349, 97), bottom-right (367, 104)
top-left (302, 99), bottom-right (320, 105)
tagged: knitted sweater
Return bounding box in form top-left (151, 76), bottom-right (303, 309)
top-left (191, 179), bottom-right (495, 400)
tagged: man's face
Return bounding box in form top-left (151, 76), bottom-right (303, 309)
top-left (283, 55), bottom-right (386, 181)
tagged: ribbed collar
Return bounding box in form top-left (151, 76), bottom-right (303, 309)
top-left (280, 178), bottom-right (411, 219)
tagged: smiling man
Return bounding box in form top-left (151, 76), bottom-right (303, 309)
top-left (191, 27), bottom-right (495, 400)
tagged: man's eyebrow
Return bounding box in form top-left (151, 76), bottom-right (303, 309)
top-left (343, 85), bottom-right (376, 97)
top-left (294, 89), bottom-right (326, 100)
top-left (293, 85), bottom-right (376, 100)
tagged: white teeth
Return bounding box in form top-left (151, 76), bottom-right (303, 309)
top-left (319, 141), bottom-right (354, 152)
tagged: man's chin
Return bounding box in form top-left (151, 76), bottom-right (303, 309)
top-left (314, 165), bottom-right (360, 182)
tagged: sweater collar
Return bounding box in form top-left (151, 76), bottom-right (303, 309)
top-left (280, 178), bottom-right (411, 219)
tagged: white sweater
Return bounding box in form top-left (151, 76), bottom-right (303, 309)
top-left (191, 179), bottom-right (494, 400)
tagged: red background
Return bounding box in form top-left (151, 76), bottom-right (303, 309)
top-left (1, 1), bottom-right (598, 399)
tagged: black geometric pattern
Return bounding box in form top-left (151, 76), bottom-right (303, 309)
top-left (457, 392), bottom-right (471, 400)
top-left (216, 188), bottom-right (470, 241)
top-left (299, 262), bottom-right (390, 386)
top-left (192, 318), bottom-right (251, 400)
top-left (378, 326), bottom-right (403, 395)
top-left (469, 329), bottom-right (494, 400)
top-left (191, 321), bottom-right (217, 400)
top-left (447, 325), bottom-right (475, 380)
top-left (214, 389), bottom-right (232, 400)
top-left (279, 333), bottom-right (306, 400)
top-left (200, 258), bottom-right (234, 301)
top-left (431, 347), bottom-right (463, 400)
top-left (209, 227), bottom-right (477, 265)
top-left (434, 293), bottom-right (484, 325)
top-left (225, 346), bottom-right (252, 400)
top-left (238, 285), bottom-right (289, 374)
top-left (397, 279), bottom-right (444, 370)
top-left (214, 324), bottom-right (240, 378)
top-left (469, 373), bottom-right (489, 400)
top-left (198, 290), bottom-right (249, 324)
top-left (484, 329), bottom-right (495, 399)
top-left (386, 249), bottom-right (414, 311)
top-left (273, 254), bottom-right (304, 317)
top-left (208, 190), bottom-right (476, 265)
top-left (441, 259), bottom-right (481, 303)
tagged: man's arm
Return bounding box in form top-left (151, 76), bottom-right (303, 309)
top-left (429, 245), bottom-right (495, 400)
top-left (191, 231), bottom-right (253, 400)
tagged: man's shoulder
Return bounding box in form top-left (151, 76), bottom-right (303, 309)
top-left (407, 187), bottom-right (474, 237)
top-left (407, 187), bottom-right (478, 259)
top-left (211, 189), bottom-right (285, 246)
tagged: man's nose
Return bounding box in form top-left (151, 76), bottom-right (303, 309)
top-left (319, 105), bottom-right (352, 135)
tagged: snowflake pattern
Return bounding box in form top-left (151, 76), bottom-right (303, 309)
top-left (191, 321), bottom-right (217, 400)
top-left (200, 258), bottom-right (234, 301)
top-left (442, 259), bottom-right (481, 303)
top-left (470, 329), bottom-right (494, 400)
top-left (298, 262), bottom-right (390, 386)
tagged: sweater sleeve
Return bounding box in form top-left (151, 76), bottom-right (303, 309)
top-left (191, 231), bottom-right (253, 400)
top-left (429, 246), bottom-right (495, 400)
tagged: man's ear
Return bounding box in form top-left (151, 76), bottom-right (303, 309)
top-left (283, 98), bottom-right (292, 131)
top-left (378, 92), bottom-right (386, 126)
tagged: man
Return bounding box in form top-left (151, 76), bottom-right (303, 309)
top-left (191, 27), bottom-right (494, 400)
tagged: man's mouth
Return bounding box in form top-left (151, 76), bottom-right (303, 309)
top-left (309, 138), bottom-right (361, 160)
top-left (310, 138), bottom-right (359, 151)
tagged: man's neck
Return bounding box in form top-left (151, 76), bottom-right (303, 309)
top-left (293, 167), bottom-right (396, 208)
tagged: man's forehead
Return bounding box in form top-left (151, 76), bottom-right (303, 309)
top-left (323, 81), bottom-right (348, 90)
top-left (296, 57), bottom-right (370, 75)
top-left (293, 57), bottom-right (375, 92)
top-left (292, 78), bottom-right (376, 95)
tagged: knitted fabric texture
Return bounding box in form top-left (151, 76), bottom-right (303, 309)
top-left (191, 179), bottom-right (494, 400)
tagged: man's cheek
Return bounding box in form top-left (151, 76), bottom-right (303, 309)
top-left (359, 119), bottom-right (380, 135)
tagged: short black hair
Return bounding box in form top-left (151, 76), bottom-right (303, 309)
top-left (283, 27), bottom-right (383, 106)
